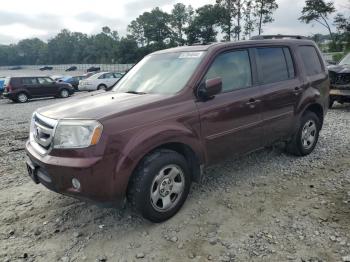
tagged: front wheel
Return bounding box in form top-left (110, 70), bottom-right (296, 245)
top-left (97, 84), bottom-right (107, 90)
top-left (286, 111), bottom-right (320, 156)
top-left (128, 149), bottom-right (191, 222)
top-left (59, 89), bottom-right (69, 98)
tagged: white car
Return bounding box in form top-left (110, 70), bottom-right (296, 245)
top-left (78, 72), bottom-right (122, 91)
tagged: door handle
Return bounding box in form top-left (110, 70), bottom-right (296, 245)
top-left (246, 98), bottom-right (261, 108)
top-left (293, 87), bottom-right (302, 96)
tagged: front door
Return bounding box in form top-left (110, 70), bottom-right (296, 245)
top-left (196, 49), bottom-right (263, 164)
top-left (37, 77), bottom-right (58, 96)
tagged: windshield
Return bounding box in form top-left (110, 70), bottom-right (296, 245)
top-left (113, 51), bottom-right (205, 94)
top-left (339, 53), bottom-right (350, 65)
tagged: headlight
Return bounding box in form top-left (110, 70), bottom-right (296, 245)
top-left (53, 120), bottom-right (103, 149)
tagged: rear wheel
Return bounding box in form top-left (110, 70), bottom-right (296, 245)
top-left (16, 92), bottom-right (28, 103)
top-left (286, 111), bottom-right (320, 156)
top-left (128, 149), bottom-right (191, 222)
top-left (59, 89), bottom-right (69, 98)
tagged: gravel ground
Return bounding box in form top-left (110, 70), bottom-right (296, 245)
top-left (0, 94), bottom-right (349, 262)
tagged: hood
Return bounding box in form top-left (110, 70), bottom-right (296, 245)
top-left (328, 64), bottom-right (350, 74)
top-left (37, 91), bottom-right (168, 120)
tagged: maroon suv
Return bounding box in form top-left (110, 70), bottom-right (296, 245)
top-left (3, 76), bottom-right (74, 103)
top-left (25, 37), bottom-right (329, 222)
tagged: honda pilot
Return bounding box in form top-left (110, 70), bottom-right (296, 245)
top-left (25, 36), bottom-right (329, 222)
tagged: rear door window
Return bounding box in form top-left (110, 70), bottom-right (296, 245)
top-left (22, 78), bottom-right (38, 85)
top-left (299, 46), bottom-right (323, 76)
top-left (256, 47), bottom-right (294, 84)
top-left (204, 49), bottom-right (252, 92)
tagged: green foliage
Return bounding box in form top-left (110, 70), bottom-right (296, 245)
top-left (170, 3), bottom-right (194, 45)
top-left (332, 52), bottom-right (344, 62)
top-left (186, 5), bottom-right (222, 44)
top-left (254, 0), bottom-right (278, 35)
top-left (0, 1), bottom-right (282, 66)
top-left (299, 0), bottom-right (335, 42)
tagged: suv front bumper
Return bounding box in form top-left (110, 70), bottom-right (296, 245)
top-left (25, 140), bottom-right (123, 206)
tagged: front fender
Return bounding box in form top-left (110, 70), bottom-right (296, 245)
top-left (112, 123), bottom-right (205, 196)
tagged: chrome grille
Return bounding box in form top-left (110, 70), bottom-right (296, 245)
top-left (31, 113), bottom-right (58, 154)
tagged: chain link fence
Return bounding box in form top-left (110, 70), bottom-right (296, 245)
top-left (0, 64), bottom-right (134, 73)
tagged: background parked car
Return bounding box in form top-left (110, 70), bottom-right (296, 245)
top-left (79, 72), bottom-right (122, 91)
top-left (40, 66), bottom-right (53, 71)
top-left (51, 75), bottom-right (64, 81)
top-left (59, 75), bottom-right (87, 90)
top-left (0, 78), bottom-right (4, 96)
top-left (65, 66), bottom-right (77, 72)
top-left (87, 66), bottom-right (100, 72)
top-left (328, 53), bottom-right (350, 108)
top-left (2, 76), bottom-right (74, 103)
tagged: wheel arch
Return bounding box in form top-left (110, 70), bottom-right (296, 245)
top-left (114, 128), bottom-right (206, 198)
top-left (302, 103), bottom-right (324, 128)
top-left (16, 90), bottom-right (31, 101)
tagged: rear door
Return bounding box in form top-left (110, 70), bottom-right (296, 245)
top-left (254, 46), bottom-right (303, 145)
top-left (298, 45), bottom-right (329, 104)
top-left (196, 49), bottom-right (264, 164)
top-left (21, 77), bottom-right (40, 97)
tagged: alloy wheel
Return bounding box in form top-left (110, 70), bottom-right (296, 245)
top-left (301, 120), bottom-right (317, 150)
top-left (150, 164), bottom-right (185, 212)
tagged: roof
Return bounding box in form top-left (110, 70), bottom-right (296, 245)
top-left (152, 38), bottom-right (315, 55)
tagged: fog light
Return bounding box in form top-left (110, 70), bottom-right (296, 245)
top-left (72, 178), bottom-right (81, 190)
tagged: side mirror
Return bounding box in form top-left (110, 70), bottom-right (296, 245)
top-left (197, 77), bottom-right (222, 100)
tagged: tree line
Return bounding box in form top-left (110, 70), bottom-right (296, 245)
top-left (0, 0), bottom-right (348, 66)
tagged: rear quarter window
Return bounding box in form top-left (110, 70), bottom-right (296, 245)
top-left (299, 46), bottom-right (323, 76)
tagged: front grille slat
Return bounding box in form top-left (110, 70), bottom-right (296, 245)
top-left (32, 113), bottom-right (57, 152)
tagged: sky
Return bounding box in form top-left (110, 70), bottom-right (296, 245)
top-left (0, 0), bottom-right (348, 45)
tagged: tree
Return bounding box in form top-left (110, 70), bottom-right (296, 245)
top-left (254, 0), bottom-right (278, 35)
top-left (216, 0), bottom-right (247, 41)
top-left (334, 13), bottom-right (350, 50)
top-left (299, 0), bottom-right (336, 42)
top-left (186, 5), bottom-right (222, 44)
top-left (170, 3), bottom-right (193, 45)
top-left (127, 20), bottom-right (146, 46)
top-left (128, 8), bottom-right (171, 46)
top-left (243, 0), bottom-right (255, 39)
top-left (16, 38), bottom-right (47, 65)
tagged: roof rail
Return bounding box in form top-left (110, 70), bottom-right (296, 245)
top-left (191, 41), bottom-right (215, 46)
top-left (250, 35), bottom-right (308, 40)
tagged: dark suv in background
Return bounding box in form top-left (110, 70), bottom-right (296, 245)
top-left (3, 76), bottom-right (75, 103)
top-left (25, 36), bottom-right (329, 222)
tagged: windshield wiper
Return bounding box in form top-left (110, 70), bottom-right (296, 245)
top-left (125, 91), bottom-right (147, 95)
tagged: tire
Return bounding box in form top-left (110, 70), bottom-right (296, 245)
top-left (127, 149), bottom-right (191, 223)
top-left (329, 98), bottom-right (335, 109)
top-left (59, 89), bottom-right (69, 98)
top-left (16, 92), bottom-right (28, 103)
top-left (286, 111), bottom-right (320, 156)
top-left (97, 84), bottom-right (107, 90)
